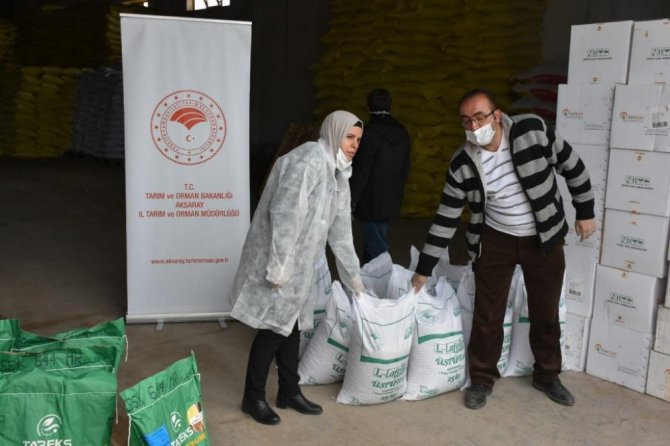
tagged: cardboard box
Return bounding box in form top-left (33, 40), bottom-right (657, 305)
top-left (593, 264), bottom-right (665, 333)
top-left (562, 186), bottom-right (606, 262)
top-left (600, 209), bottom-right (670, 278)
top-left (586, 317), bottom-right (652, 393)
top-left (645, 350), bottom-right (670, 402)
top-left (655, 306), bottom-right (670, 355)
top-left (563, 312), bottom-right (591, 372)
top-left (610, 84), bottom-right (670, 152)
top-left (569, 144), bottom-right (610, 191)
top-left (605, 149), bottom-right (670, 217)
top-left (629, 19), bottom-right (670, 85)
top-left (563, 257), bottom-right (598, 317)
top-left (568, 21), bottom-right (634, 85)
top-left (556, 85), bottom-right (615, 146)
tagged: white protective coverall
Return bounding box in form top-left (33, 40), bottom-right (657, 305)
top-left (230, 111), bottom-right (365, 337)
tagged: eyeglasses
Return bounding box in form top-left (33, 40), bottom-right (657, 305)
top-left (461, 110), bottom-right (495, 128)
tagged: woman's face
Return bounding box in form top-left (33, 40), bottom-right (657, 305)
top-left (339, 126), bottom-right (363, 160)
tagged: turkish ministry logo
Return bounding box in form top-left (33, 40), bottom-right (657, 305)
top-left (151, 90), bottom-right (227, 165)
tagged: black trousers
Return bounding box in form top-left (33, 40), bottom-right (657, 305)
top-left (243, 324), bottom-right (301, 401)
top-left (469, 225), bottom-right (565, 387)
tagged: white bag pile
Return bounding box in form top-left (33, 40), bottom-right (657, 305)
top-left (403, 277), bottom-right (466, 401)
top-left (298, 281), bottom-right (353, 385)
top-left (297, 250), bottom-right (568, 406)
top-left (336, 287), bottom-right (416, 405)
top-left (298, 254), bottom-right (332, 358)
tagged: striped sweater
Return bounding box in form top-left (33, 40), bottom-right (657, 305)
top-left (416, 113), bottom-right (595, 276)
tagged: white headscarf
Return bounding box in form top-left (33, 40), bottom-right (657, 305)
top-left (318, 110), bottom-right (362, 159)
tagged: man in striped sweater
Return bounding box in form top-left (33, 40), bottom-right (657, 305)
top-left (411, 89), bottom-right (596, 409)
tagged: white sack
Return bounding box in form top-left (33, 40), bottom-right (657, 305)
top-left (298, 281), bottom-right (353, 384)
top-left (409, 245), bottom-right (471, 291)
top-left (457, 267), bottom-right (516, 388)
top-left (503, 272), bottom-right (567, 377)
top-left (403, 278), bottom-right (466, 400)
top-left (360, 252), bottom-right (393, 299)
top-left (299, 254), bottom-right (332, 358)
top-left (336, 290), bottom-right (416, 405)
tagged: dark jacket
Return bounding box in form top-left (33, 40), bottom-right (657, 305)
top-left (349, 114), bottom-right (411, 221)
top-left (416, 113), bottom-right (595, 276)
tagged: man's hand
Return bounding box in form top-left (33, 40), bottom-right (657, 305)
top-left (411, 273), bottom-right (427, 292)
top-left (575, 218), bottom-right (597, 241)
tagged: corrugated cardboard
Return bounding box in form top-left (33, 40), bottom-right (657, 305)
top-left (564, 257), bottom-right (598, 317)
top-left (629, 19), bottom-right (670, 85)
top-left (605, 149), bottom-right (670, 217)
top-left (655, 306), bottom-right (670, 355)
top-left (586, 317), bottom-right (652, 393)
top-left (600, 209), bottom-right (670, 278)
top-left (563, 312), bottom-right (591, 372)
top-left (610, 83), bottom-right (670, 152)
top-left (645, 350), bottom-right (670, 402)
top-left (568, 21), bottom-right (634, 85)
top-left (593, 264), bottom-right (665, 334)
top-left (556, 84), bottom-right (614, 146)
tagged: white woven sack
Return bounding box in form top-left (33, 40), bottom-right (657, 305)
top-left (360, 252), bottom-right (393, 299)
top-left (504, 272), bottom-right (568, 377)
top-left (384, 264), bottom-right (416, 300)
top-left (403, 278), bottom-right (466, 401)
top-left (299, 254), bottom-right (332, 358)
top-left (457, 267), bottom-right (516, 389)
top-left (409, 245), bottom-right (470, 291)
top-left (336, 290), bottom-right (416, 405)
top-left (298, 281), bottom-right (353, 385)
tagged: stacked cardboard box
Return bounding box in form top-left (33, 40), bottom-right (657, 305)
top-left (557, 21), bottom-right (634, 372)
top-left (640, 20), bottom-right (670, 401)
top-left (586, 19), bottom-right (670, 396)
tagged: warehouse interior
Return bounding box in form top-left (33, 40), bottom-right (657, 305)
top-left (1, 0), bottom-right (670, 445)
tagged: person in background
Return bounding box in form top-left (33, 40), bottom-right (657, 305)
top-left (349, 88), bottom-right (411, 264)
top-left (411, 89), bottom-right (596, 410)
top-left (230, 110), bottom-right (365, 425)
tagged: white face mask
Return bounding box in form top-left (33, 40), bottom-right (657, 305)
top-left (336, 148), bottom-right (352, 171)
top-left (465, 122), bottom-right (496, 146)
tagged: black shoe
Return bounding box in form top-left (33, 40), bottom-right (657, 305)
top-left (464, 383), bottom-right (492, 410)
top-left (276, 392), bottom-right (323, 415)
top-left (241, 397), bottom-right (281, 425)
top-left (532, 380), bottom-right (575, 406)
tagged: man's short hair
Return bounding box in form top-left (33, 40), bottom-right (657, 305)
top-left (459, 88), bottom-right (497, 111)
top-left (367, 88), bottom-right (392, 112)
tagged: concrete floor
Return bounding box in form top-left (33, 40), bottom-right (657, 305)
top-left (1, 156), bottom-right (668, 446)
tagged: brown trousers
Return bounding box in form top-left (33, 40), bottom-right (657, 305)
top-left (468, 225), bottom-right (565, 387)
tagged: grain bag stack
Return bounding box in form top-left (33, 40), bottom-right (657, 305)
top-left (315, 0), bottom-right (546, 217)
top-left (70, 67), bottom-right (124, 160)
top-left (0, 20), bottom-right (17, 156)
top-left (13, 67), bottom-right (81, 158)
top-left (5, 1), bottom-right (134, 159)
top-left (585, 19), bottom-right (670, 395)
top-left (555, 21), bottom-right (634, 372)
top-left (105, 3), bottom-right (151, 64)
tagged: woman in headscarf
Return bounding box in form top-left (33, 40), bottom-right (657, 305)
top-left (230, 110), bottom-right (365, 425)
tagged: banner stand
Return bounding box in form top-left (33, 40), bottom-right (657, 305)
top-left (121, 14), bottom-right (252, 324)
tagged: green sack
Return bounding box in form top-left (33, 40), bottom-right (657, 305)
top-left (120, 353), bottom-right (210, 446)
top-left (0, 345), bottom-right (117, 376)
top-left (13, 318), bottom-right (126, 370)
top-left (0, 368), bottom-right (117, 445)
top-left (0, 319), bottom-right (20, 351)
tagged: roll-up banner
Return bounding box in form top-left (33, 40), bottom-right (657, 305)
top-left (121, 14), bottom-right (251, 323)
